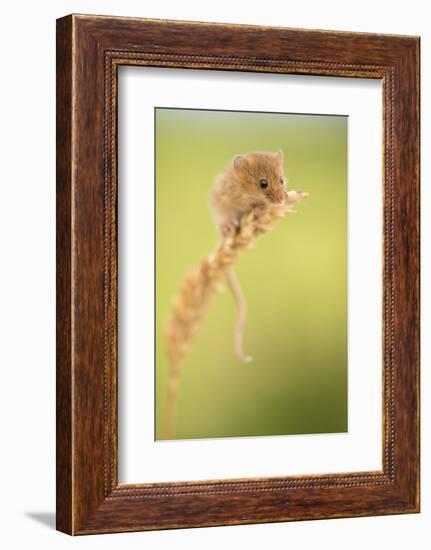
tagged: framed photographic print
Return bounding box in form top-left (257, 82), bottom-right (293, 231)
top-left (56, 14), bottom-right (420, 535)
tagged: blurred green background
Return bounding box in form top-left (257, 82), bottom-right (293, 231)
top-left (155, 107), bottom-right (347, 440)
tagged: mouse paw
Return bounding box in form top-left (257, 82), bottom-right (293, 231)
top-left (221, 218), bottom-right (239, 236)
top-left (251, 203), bottom-right (267, 216)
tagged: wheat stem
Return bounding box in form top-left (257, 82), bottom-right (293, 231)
top-left (162, 191), bottom-right (308, 439)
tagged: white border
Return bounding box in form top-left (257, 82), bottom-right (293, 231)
top-left (118, 66), bottom-right (382, 484)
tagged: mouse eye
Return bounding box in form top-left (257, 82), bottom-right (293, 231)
top-left (280, 177), bottom-right (284, 185)
top-left (259, 178), bottom-right (268, 188)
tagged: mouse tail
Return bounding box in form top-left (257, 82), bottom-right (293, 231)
top-left (225, 267), bottom-right (252, 363)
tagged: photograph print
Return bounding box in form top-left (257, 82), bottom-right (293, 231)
top-left (155, 107), bottom-right (348, 441)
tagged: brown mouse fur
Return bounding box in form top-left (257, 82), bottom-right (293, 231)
top-left (211, 150), bottom-right (287, 235)
top-left (211, 151), bottom-right (288, 363)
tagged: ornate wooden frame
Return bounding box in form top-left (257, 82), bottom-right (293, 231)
top-left (56, 14), bottom-right (420, 535)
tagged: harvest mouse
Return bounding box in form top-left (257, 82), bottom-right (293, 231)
top-left (211, 150), bottom-right (287, 236)
top-left (211, 150), bottom-right (288, 363)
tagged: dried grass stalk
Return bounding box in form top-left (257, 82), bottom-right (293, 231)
top-left (163, 190), bottom-right (308, 439)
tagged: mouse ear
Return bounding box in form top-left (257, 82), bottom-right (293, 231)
top-left (275, 149), bottom-right (284, 163)
top-left (233, 155), bottom-right (247, 171)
